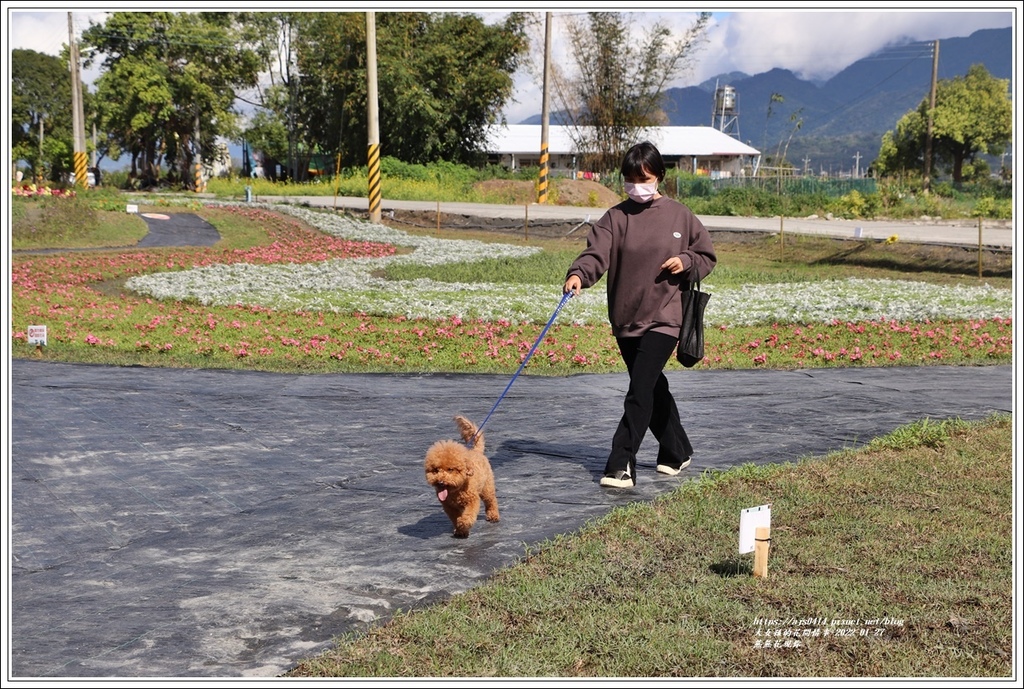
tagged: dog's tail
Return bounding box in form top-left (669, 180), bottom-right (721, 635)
top-left (454, 415), bottom-right (484, 452)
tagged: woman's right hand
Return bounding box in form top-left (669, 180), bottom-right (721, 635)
top-left (563, 275), bottom-right (582, 295)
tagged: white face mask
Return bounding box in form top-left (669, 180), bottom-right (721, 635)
top-left (624, 181), bottom-right (658, 203)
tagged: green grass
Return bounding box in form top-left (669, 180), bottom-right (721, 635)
top-left (286, 415), bottom-right (1013, 678)
top-left (383, 247), bottom-right (575, 285)
top-left (11, 193), bottom-right (150, 249)
top-left (9, 193), bottom-right (1016, 677)
top-left (383, 233), bottom-right (1012, 290)
top-left (10, 201), bottom-right (1012, 374)
top-left (205, 168), bottom-right (535, 205)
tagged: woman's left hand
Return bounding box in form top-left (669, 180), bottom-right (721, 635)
top-left (660, 256), bottom-right (685, 274)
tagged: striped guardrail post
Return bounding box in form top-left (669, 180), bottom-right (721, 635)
top-left (537, 142), bottom-right (549, 204)
top-left (73, 151), bottom-right (88, 188)
top-left (367, 142), bottom-right (381, 222)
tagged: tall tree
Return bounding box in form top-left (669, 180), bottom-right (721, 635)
top-left (82, 12), bottom-right (261, 187)
top-left (551, 12), bottom-right (710, 174)
top-left (11, 48), bottom-right (74, 182)
top-left (874, 64), bottom-right (1011, 184)
top-left (290, 12), bottom-right (528, 168)
top-left (236, 12), bottom-right (312, 180)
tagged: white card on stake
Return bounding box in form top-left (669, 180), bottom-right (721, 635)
top-left (739, 504), bottom-right (771, 554)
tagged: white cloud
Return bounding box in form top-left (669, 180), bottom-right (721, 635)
top-left (5, 6), bottom-right (1014, 125)
top-left (700, 10), bottom-right (1013, 84)
top-left (498, 7), bottom-right (1014, 123)
top-left (5, 9), bottom-right (110, 83)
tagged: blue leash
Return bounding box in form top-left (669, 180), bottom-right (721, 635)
top-left (472, 291), bottom-right (574, 441)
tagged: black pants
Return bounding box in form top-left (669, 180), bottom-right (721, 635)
top-left (605, 330), bottom-right (693, 476)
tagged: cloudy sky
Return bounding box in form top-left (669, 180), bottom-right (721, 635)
top-left (495, 6), bottom-right (1015, 122)
top-left (4, 4), bottom-right (1016, 125)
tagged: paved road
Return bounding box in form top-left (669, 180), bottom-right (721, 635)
top-left (10, 360), bottom-right (1012, 678)
top-left (249, 194), bottom-right (1014, 250)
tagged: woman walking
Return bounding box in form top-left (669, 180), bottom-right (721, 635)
top-left (563, 142), bottom-right (717, 488)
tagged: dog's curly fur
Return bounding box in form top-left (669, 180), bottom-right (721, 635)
top-left (424, 416), bottom-right (500, 538)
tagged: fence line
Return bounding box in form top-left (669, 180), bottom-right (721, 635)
top-left (674, 176), bottom-right (878, 198)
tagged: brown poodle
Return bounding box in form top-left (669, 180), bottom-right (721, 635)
top-left (424, 415), bottom-right (500, 538)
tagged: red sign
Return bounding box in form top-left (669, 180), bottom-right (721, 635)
top-left (28, 325), bottom-right (47, 345)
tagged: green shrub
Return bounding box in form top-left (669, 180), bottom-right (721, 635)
top-left (970, 196), bottom-right (1011, 219)
top-left (689, 186), bottom-right (768, 215)
top-left (379, 157), bottom-right (434, 182)
top-left (957, 176), bottom-right (1012, 200)
top-left (97, 169), bottom-right (131, 189)
top-left (669, 172), bottom-right (715, 199)
top-left (168, 160), bottom-right (1015, 220)
top-left (833, 190), bottom-right (868, 218)
top-left (12, 194), bottom-right (99, 244)
top-left (81, 187), bottom-right (134, 212)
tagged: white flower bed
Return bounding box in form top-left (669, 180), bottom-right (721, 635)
top-left (125, 204), bottom-right (1013, 326)
top-left (706, 278), bottom-right (1011, 326)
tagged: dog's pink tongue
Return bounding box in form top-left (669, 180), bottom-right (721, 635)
top-left (437, 488), bottom-right (448, 502)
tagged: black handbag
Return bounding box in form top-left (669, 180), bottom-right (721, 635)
top-left (676, 280), bottom-right (710, 367)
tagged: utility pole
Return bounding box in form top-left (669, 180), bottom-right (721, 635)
top-left (37, 118), bottom-right (44, 184)
top-left (68, 12), bottom-right (88, 188)
top-left (852, 151), bottom-right (862, 178)
top-left (366, 12), bottom-right (381, 223)
top-left (193, 110), bottom-right (204, 192)
top-left (537, 12), bottom-right (552, 204)
top-left (923, 39), bottom-right (939, 193)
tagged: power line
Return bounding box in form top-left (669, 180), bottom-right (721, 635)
top-left (792, 42), bottom-right (936, 128)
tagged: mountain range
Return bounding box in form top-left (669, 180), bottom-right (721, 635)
top-left (522, 27), bottom-right (1012, 176)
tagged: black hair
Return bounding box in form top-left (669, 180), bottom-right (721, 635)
top-left (620, 141), bottom-right (666, 183)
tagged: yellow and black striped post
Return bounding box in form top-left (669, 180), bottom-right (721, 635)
top-left (194, 161), bottom-right (204, 193)
top-left (537, 143), bottom-right (549, 204)
top-left (537, 12), bottom-right (552, 205)
top-left (366, 12), bottom-right (381, 223)
top-left (367, 143), bottom-right (381, 222)
top-left (69, 13), bottom-right (89, 189)
top-left (73, 151), bottom-right (89, 189)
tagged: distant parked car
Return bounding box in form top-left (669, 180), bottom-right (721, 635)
top-left (68, 169), bottom-right (98, 186)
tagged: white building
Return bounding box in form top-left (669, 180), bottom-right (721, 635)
top-left (483, 124), bottom-right (761, 179)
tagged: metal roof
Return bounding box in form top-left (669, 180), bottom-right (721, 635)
top-left (483, 124), bottom-right (760, 157)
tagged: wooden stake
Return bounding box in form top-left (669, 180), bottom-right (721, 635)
top-left (779, 215), bottom-right (784, 262)
top-left (978, 217), bottom-right (983, 279)
top-left (437, 201), bottom-right (441, 231)
top-left (753, 526), bottom-right (771, 577)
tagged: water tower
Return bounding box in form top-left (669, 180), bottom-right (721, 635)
top-left (712, 83), bottom-right (740, 140)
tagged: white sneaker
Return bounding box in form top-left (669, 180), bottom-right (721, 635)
top-left (599, 469), bottom-right (634, 488)
top-left (656, 457), bottom-right (691, 476)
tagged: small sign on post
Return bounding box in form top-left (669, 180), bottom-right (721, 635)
top-left (28, 324), bottom-right (47, 357)
top-left (740, 504), bottom-right (772, 577)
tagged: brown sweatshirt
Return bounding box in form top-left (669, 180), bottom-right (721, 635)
top-left (566, 196), bottom-right (717, 338)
